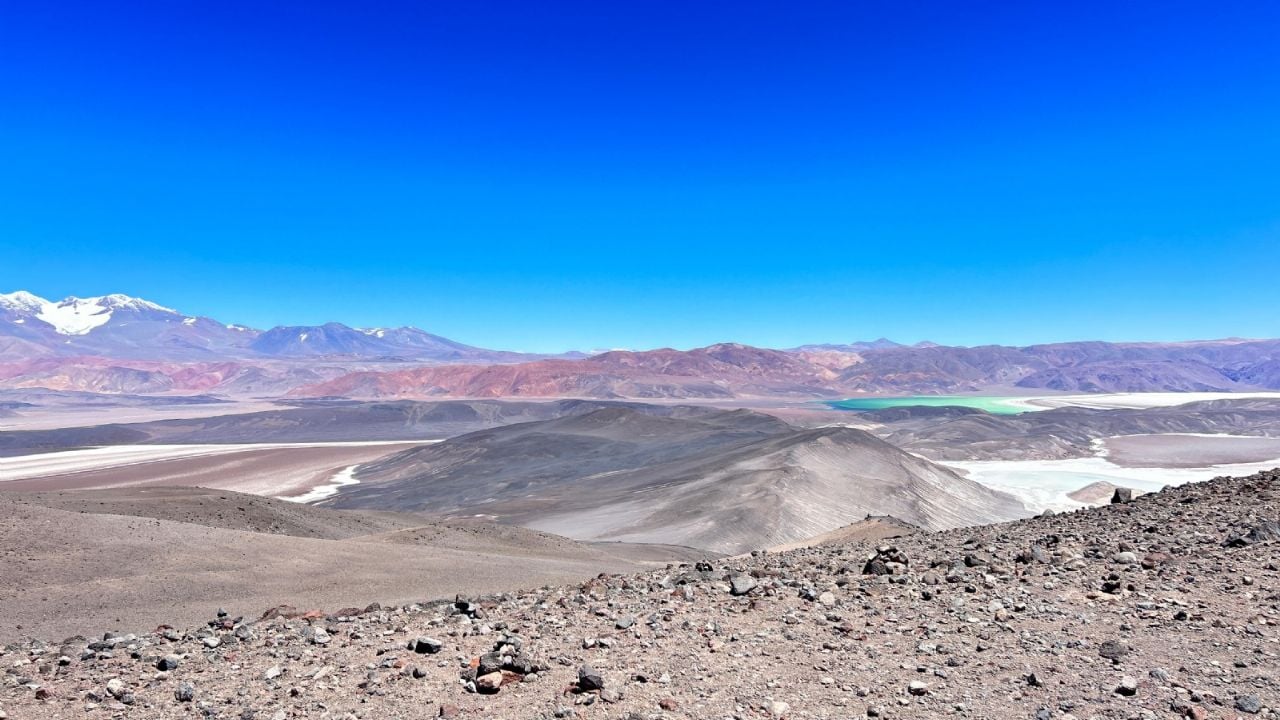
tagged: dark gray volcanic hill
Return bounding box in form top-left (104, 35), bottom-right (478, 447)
top-left (0, 388), bottom-right (227, 407)
top-left (865, 397), bottom-right (1280, 461)
top-left (0, 399), bottom-right (691, 456)
top-left (324, 407), bottom-right (1028, 552)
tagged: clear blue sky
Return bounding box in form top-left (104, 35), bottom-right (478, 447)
top-left (2, 1), bottom-right (1278, 352)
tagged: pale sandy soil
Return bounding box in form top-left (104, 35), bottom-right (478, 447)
top-left (0, 442), bottom-right (424, 498)
top-left (765, 516), bottom-right (919, 552)
top-left (0, 489), bottom-right (711, 642)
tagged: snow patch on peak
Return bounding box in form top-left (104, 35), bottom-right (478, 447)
top-left (5, 293), bottom-right (178, 335)
top-left (359, 328), bottom-right (387, 338)
top-left (90, 294), bottom-right (178, 314)
top-left (0, 290), bottom-right (50, 313)
top-left (37, 297), bottom-right (115, 335)
top-left (182, 317), bottom-right (197, 325)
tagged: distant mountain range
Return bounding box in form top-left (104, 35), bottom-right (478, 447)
top-left (298, 338), bottom-right (1280, 399)
top-left (789, 338), bottom-right (937, 352)
top-left (0, 291), bottom-right (547, 363)
top-left (297, 343), bottom-right (843, 399)
top-left (2, 290), bottom-right (1279, 398)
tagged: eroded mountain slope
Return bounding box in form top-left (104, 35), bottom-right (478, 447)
top-left (325, 407), bottom-right (1028, 552)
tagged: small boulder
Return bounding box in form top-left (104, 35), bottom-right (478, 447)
top-left (1235, 695), bottom-right (1263, 714)
top-left (578, 665), bottom-right (605, 691)
top-left (864, 546), bottom-right (909, 575)
top-left (475, 671), bottom-right (503, 694)
top-left (1224, 520), bottom-right (1280, 548)
top-left (477, 652), bottom-right (503, 676)
top-left (1115, 675), bottom-right (1138, 696)
top-left (1098, 639), bottom-right (1129, 662)
top-left (409, 637), bottom-right (444, 654)
top-left (174, 682), bottom-right (195, 702)
top-left (729, 574), bottom-right (758, 596)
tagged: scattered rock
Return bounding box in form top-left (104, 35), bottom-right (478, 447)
top-left (174, 682), bottom-right (195, 702)
top-left (409, 637), bottom-right (443, 654)
top-left (863, 546), bottom-right (909, 575)
top-left (475, 671), bottom-right (504, 694)
top-left (1111, 488), bottom-right (1134, 503)
top-left (578, 665), bottom-right (604, 691)
top-left (729, 574), bottom-right (758, 596)
top-left (1098, 639), bottom-right (1129, 662)
top-left (1115, 675), bottom-right (1138, 696)
top-left (4, 470), bottom-right (1278, 720)
top-left (1235, 694), bottom-right (1263, 714)
top-left (1224, 520), bottom-right (1280, 547)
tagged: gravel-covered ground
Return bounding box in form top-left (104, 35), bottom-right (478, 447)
top-left (3, 470), bottom-right (1278, 720)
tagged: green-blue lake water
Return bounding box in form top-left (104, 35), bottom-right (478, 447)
top-left (827, 396), bottom-right (1030, 415)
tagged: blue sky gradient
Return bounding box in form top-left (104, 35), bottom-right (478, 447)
top-left (2, 1), bottom-right (1278, 352)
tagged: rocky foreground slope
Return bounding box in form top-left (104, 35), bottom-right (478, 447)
top-left (3, 471), bottom-right (1279, 719)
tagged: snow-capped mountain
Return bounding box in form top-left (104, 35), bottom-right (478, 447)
top-left (2, 292), bottom-right (179, 334)
top-left (0, 291), bottom-right (257, 360)
top-left (0, 291), bottom-right (543, 363)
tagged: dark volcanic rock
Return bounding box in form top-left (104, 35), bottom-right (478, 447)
top-left (408, 637), bottom-right (443, 654)
top-left (1111, 487), bottom-right (1134, 503)
top-left (577, 665), bottom-right (605, 691)
top-left (1224, 519), bottom-right (1280, 547)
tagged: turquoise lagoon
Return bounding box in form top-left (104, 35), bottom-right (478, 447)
top-left (826, 395), bottom-right (1030, 415)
